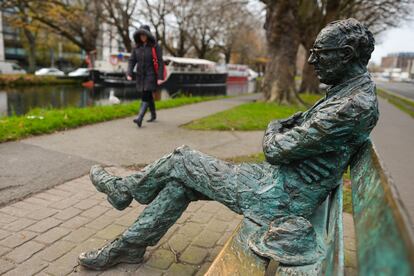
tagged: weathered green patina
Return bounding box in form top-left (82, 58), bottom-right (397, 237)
top-left (206, 182), bottom-right (344, 276)
top-left (351, 142), bottom-right (414, 276)
top-left (78, 18), bottom-right (380, 271)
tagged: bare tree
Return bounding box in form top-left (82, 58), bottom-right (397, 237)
top-left (102, 0), bottom-right (139, 52)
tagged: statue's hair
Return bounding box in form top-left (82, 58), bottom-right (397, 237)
top-left (326, 18), bottom-right (375, 66)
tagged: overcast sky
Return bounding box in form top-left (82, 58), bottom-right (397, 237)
top-left (371, 20), bottom-right (414, 64)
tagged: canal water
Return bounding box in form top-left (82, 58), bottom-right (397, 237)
top-left (0, 82), bottom-right (256, 117)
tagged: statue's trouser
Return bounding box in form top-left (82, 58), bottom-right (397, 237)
top-left (114, 145), bottom-right (242, 251)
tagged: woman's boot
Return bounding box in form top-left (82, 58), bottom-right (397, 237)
top-left (133, 101), bottom-right (148, 127)
top-left (147, 101), bottom-right (156, 122)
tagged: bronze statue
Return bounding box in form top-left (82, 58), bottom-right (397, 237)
top-left (78, 18), bottom-right (378, 270)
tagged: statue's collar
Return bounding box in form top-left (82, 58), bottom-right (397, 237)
top-left (326, 72), bottom-right (370, 99)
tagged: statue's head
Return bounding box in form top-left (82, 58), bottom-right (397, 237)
top-left (308, 18), bottom-right (375, 85)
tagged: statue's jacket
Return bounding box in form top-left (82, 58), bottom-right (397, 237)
top-left (236, 72), bottom-right (378, 225)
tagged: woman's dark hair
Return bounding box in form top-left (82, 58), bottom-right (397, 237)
top-left (327, 18), bottom-right (375, 66)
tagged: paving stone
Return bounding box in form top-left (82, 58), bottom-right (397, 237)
top-left (206, 246), bottom-right (223, 262)
top-left (80, 205), bottom-right (109, 219)
top-left (35, 227), bottom-right (71, 244)
top-left (205, 219), bottom-right (230, 233)
top-left (135, 265), bottom-right (164, 276)
top-left (186, 202), bottom-right (204, 213)
top-left (216, 230), bottom-right (234, 246)
top-left (28, 217), bottom-right (61, 233)
top-left (163, 233), bottom-right (192, 253)
top-left (95, 224), bottom-right (125, 240)
top-left (27, 208), bottom-right (59, 220)
top-left (189, 212), bottom-right (213, 224)
top-left (104, 208), bottom-right (125, 218)
top-left (5, 240), bottom-right (45, 263)
top-left (0, 206), bottom-right (31, 217)
top-left (114, 210), bottom-right (139, 227)
top-left (3, 255), bottom-right (48, 276)
top-left (44, 250), bottom-right (79, 276)
top-left (0, 229), bottom-right (11, 240)
top-left (49, 197), bottom-right (81, 210)
top-left (54, 207), bottom-right (82, 221)
top-left (40, 240), bottom-right (76, 262)
top-left (200, 201), bottom-right (223, 214)
top-left (46, 188), bottom-right (74, 198)
top-left (166, 263), bottom-right (197, 276)
top-left (85, 215), bottom-right (115, 230)
top-left (215, 209), bottom-right (237, 221)
top-left (0, 230), bottom-right (37, 248)
top-left (24, 197), bottom-right (50, 207)
top-left (195, 262), bottom-right (212, 276)
top-left (60, 216), bottom-right (89, 229)
top-left (64, 227), bottom-right (96, 243)
top-left (176, 212), bottom-right (191, 224)
top-left (34, 192), bottom-right (64, 203)
top-left (180, 246), bottom-right (208, 265)
top-left (177, 222), bottom-right (204, 238)
top-left (192, 231), bottom-right (222, 248)
top-left (0, 245), bottom-right (11, 256)
top-left (0, 259), bottom-right (15, 274)
top-left (74, 199), bottom-right (100, 210)
top-left (146, 249), bottom-right (175, 270)
top-left (72, 190), bottom-right (95, 200)
top-left (45, 238), bottom-right (105, 275)
top-left (0, 213), bottom-right (17, 224)
top-left (2, 218), bottom-right (37, 232)
top-left (10, 201), bottom-right (43, 211)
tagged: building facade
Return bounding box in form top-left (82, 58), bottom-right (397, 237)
top-left (381, 52), bottom-right (414, 72)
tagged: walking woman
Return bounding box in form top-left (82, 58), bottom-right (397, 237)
top-left (127, 25), bottom-right (164, 127)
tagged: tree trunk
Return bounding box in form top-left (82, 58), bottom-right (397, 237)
top-left (262, 0), bottom-right (302, 104)
top-left (23, 29), bottom-right (37, 73)
top-left (299, 52), bottom-right (320, 93)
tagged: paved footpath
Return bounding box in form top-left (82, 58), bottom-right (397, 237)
top-left (0, 167), bottom-right (242, 276)
top-left (0, 94), bottom-right (263, 206)
top-left (371, 98), bottom-right (414, 228)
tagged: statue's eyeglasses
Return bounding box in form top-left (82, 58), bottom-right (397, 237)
top-left (309, 45), bottom-right (355, 59)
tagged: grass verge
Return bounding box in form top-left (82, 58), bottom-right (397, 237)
top-left (0, 96), bottom-right (225, 143)
top-left (183, 93), bottom-right (322, 131)
top-left (377, 88), bottom-right (414, 118)
top-left (0, 74), bottom-right (81, 87)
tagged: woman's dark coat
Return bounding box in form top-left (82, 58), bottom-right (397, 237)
top-left (127, 29), bottom-right (164, 92)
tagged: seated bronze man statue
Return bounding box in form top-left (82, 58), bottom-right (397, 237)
top-left (79, 18), bottom-right (378, 270)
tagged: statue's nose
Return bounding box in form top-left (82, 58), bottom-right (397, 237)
top-left (308, 52), bottom-right (317, 64)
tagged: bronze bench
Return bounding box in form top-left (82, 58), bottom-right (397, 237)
top-left (206, 141), bottom-right (414, 276)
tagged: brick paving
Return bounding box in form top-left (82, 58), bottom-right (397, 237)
top-left (0, 166), bottom-right (359, 276)
top-left (0, 167), bottom-right (242, 276)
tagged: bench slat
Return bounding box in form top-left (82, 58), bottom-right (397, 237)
top-left (350, 142), bottom-right (414, 276)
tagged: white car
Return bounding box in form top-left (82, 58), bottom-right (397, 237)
top-left (34, 68), bottom-right (65, 76)
top-left (0, 61), bottom-right (26, 74)
top-left (68, 68), bottom-right (89, 77)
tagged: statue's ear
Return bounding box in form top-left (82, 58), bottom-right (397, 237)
top-left (342, 46), bottom-right (355, 64)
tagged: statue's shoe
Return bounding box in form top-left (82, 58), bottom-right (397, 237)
top-left (90, 165), bottom-right (133, 210)
top-left (78, 238), bottom-right (145, 270)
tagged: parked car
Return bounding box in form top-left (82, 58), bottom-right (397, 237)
top-left (68, 68), bottom-right (89, 77)
top-left (34, 68), bottom-right (65, 76)
top-left (0, 61), bottom-right (26, 74)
